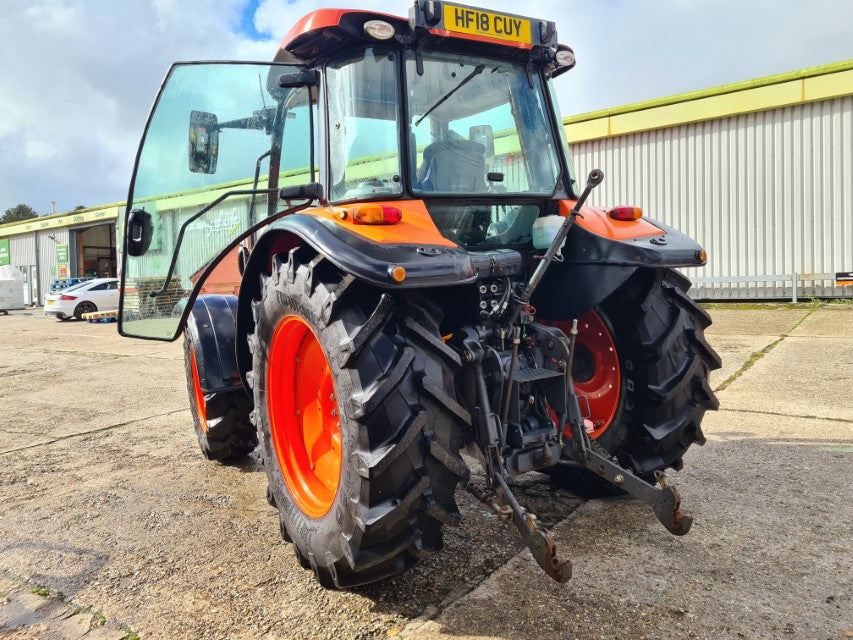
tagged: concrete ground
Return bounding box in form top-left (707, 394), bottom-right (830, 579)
top-left (0, 303), bottom-right (850, 640)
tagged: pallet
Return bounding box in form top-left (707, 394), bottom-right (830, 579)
top-left (50, 277), bottom-right (93, 293)
top-left (82, 310), bottom-right (118, 323)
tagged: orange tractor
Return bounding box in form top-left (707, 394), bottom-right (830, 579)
top-left (119, 1), bottom-right (720, 587)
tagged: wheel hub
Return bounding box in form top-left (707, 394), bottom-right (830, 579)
top-left (266, 315), bottom-right (342, 518)
top-left (553, 310), bottom-right (621, 438)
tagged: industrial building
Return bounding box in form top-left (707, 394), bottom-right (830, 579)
top-left (1, 60), bottom-right (850, 305)
top-left (568, 60), bottom-right (853, 300)
top-left (0, 205), bottom-right (122, 305)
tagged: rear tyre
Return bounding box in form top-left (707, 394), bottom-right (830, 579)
top-left (183, 336), bottom-right (257, 461)
top-left (545, 268), bottom-right (721, 494)
top-left (249, 247), bottom-right (469, 588)
top-left (74, 301), bottom-right (96, 320)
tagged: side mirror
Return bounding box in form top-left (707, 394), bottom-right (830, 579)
top-left (126, 208), bottom-right (153, 257)
top-left (469, 125), bottom-right (495, 161)
top-left (278, 69), bottom-right (319, 88)
top-left (188, 110), bottom-right (219, 174)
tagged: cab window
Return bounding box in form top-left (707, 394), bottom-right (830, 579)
top-left (326, 48), bottom-right (402, 202)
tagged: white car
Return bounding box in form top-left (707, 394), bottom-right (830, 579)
top-left (44, 277), bottom-right (119, 320)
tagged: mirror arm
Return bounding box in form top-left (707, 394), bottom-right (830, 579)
top-left (213, 108), bottom-right (275, 133)
top-left (267, 102), bottom-right (288, 217)
top-left (249, 150), bottom-right (272, 229)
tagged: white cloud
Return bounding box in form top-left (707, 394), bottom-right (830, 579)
top-left (0, 0), bottom-right (277, 214)
top-left (0, 0), bottom-right (850, 214)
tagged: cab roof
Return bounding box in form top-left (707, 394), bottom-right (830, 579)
top-left (275, 9), bottom-right (409, 64)
top-left (273, 5), bottom-right (559, 66)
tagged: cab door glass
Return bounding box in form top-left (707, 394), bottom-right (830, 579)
top-left (119, 62), bottom-right (310, 340)
top-left (327, 49), bottom-right (401, 202)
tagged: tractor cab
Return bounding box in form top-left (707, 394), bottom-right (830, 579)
top-left (119, 1), bottom-right (577, 340)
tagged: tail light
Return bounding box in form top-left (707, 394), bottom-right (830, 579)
top-left (59, 294), bottom-right (77, 301)
top-left (351, 204), bottom-right (403, 225)
top-left (609, 206), bottom-right (643, 221)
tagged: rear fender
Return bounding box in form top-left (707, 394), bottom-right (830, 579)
top-left (532, 202), bottom-right (705, 320)
top-left (185, 294), bottom-right (244, 394)
top-left (235, 214), bottom-right (477, 386)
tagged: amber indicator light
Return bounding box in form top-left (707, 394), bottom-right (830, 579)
top-left (609, 206), bottom-right (643, 221)
top-left (610, 207), bottom-right (643, 222)
top-left (389, 265), bottom-right (407, 282)
top-left (352, 204), bottom-right (403, 225)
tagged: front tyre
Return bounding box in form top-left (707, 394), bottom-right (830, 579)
top-left (183, 336), bottom-right (257, 461)
top-left (547, 268), bottom-right (721, 492)
top-left (249, 247), bottom-right (469, 588)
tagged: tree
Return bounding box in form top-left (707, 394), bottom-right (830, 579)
top-left (74, 205), bottom-right (86, 210)
top-left (1, 204), bottom-right (38, 225)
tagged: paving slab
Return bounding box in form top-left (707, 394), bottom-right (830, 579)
top-left (0, 576), bottom-right (129, 640)
top-left (0, 346), bottom-right (187, 440)
top-left (702, 307), bottom-right (810, 336)
top-left (707, 334), bottom-right (777, 389)
top-left (789, 306), bottom-right (853, 338)
top-left (406, 409), bottom-right (853, 640)
top-left (0, 430), bottom-right (54, 452)
top-left (4, 312), bottom-right (181, 359)
top-left (720, 335), bottom-right (853, 421)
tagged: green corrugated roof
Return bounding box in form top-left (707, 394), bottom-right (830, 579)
top-left (564, 59), bottom-right (853, 125)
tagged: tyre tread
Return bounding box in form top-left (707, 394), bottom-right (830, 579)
top-left (251, 251), bottom-right (467, 588)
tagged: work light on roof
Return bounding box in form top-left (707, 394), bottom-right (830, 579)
top-left (364, 20), bottom-right (396, 40)
top-left (555, 49), bottom-right (575, 68)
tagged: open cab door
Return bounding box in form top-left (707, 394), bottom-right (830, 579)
top-left (119, 62), bottom-right (315, 341)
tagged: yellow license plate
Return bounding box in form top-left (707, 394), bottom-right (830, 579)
top-left (47, 300), bottom-right (55, 305)
top-left (442, 4), bottom-right (532, 44)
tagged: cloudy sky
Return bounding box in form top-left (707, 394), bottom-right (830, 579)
top-left (1, 0), bottom-right (851, 215)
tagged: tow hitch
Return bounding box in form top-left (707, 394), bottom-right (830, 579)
top-left (470, 426), bottom-right (692, 584)
top-left (467, 168), bottom-right (694, 583)
top-left (574, 439), bottom-right (693, 536)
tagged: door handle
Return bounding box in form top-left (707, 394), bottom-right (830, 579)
top-left (126, 208), bottom-right (153, 257)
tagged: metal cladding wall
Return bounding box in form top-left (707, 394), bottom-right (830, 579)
top-left (37, 228), bottom-right (71, 305)
top-left (8, 229), bottom-right (73, 305)
top-left (568, 78), bottom-right (853, 300)
top-left (9, 233), bottom-right (36, 304)
top-left (9, 233), bottom-right (35, 270)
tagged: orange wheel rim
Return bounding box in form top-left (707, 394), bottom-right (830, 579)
top-left (190, 350), bottom-right (208, 432)
top-left (266, 315), bottom-right (342, 518)
top-left (550, 310), bottom-right (621, 439)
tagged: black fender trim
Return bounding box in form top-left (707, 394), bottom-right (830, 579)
top-left (565, 218), bottom-right (705, 268)
top-left (532, 219), bottom-right (704, 320)
top-left (235, 214), bottom-right (478, 387)
top-left (185, 294), bottom-right (244, 394)
top-left (273, 214), bottom-right (477, 288)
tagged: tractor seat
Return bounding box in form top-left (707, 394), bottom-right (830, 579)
top-left (418, 138), bottom-right (486, 193)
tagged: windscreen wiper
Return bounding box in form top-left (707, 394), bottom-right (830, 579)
top-left (415, 64), bottom-right (485, 126)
